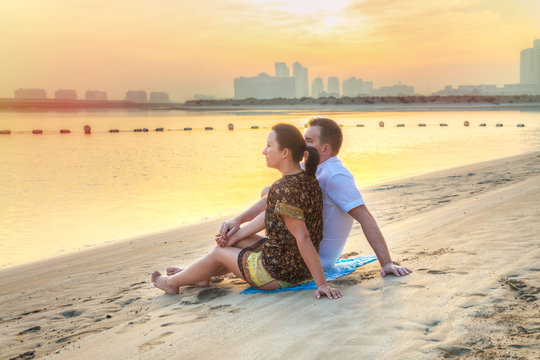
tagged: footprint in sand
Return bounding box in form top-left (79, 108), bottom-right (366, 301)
top-left (138, 332), bottom-right (173, 352)
top-left (58, 310), bottom-right (82, 318)
top-left (180, 287), bottom-right (230, 305)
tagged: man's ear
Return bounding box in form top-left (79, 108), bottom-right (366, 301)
top-left (322, 143), bottom-right (331, 155)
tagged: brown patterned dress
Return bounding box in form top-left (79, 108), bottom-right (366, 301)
top-left (238, 171), bottom-right (323, 285)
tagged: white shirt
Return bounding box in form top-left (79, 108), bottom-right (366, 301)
top-left (315, 156), bottom-right (365, 269)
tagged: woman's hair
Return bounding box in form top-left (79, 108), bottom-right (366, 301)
top-left (272, 123), bottom-right (319, 176)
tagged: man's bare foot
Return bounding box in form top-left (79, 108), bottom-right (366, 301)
top-left (151, 271), bottom-right (179, 294)
top-left (166, 267), bottom-right (210, 287)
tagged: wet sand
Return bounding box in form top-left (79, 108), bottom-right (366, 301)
top-left (1, 151), bottom-right (539, 360)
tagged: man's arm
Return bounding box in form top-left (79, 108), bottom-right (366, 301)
top-left (219, 196), bottom-right (267, 239)
top-left (348, 205), bottom-right (412, 277)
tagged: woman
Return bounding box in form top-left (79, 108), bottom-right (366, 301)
top-left (151, 124), bottom-right (342, 299)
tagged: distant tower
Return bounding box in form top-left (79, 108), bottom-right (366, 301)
top-left (521, 48), bottom-right (534, 84)
top-left (150, 92), bottom-right (170, 103)
top-left (275, 62), bottom-right (290, 77)
top-left (311, 77), bottom-right (324, 98)
top-left (85, 90), bottom-right (108, 101)
top-left (342, 77), bottom-right (357, 97)
top-left (125, 90), bottom-right (148, 102)
top-left (521, 39), bottom-right (540, 88)
top-left (327, 77), bottom-right (340, 97)
top-left (55, 89), bottom-right (77, 100)
top-left (292, 61), bottom-right (309, 98)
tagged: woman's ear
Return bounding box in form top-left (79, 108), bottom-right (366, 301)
top-left (282, 148), bottom-right (289, 159)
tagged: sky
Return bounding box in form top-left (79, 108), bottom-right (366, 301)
top-left (0, 0), bottom-right (539, 101)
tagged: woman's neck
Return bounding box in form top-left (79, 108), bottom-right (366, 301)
top-left (279, 162), bottom-right (302, 176)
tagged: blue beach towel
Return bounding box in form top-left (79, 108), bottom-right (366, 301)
top-left (240, 255), bottom-right (377, 294)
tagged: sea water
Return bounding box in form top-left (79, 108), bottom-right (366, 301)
top-left (0, 109), bottom-right (539, 268)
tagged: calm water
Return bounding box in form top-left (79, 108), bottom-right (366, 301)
top-left (1, 109), bottom-right (539, 268)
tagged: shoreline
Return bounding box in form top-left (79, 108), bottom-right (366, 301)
top-left (1, 97), bottom-right (540, 113)
top-left (1, 151), bottom-right (539, 359)
top-left (1, 150), bottom-right (537, 274)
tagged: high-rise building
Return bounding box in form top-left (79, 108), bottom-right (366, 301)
top-left (292, 61), bottom-right (308, 98)
top-left (520, 48), bottom-right (534, 84)
top-left (149, 92), bottom-right (170, 103)
top-left (85, 90), bottom-right (108, 101)
top-left (311, 77), bottom-right (324, 98)
top-left (55, 89), bottom-right (77, 100)
top-left (234, 73), bottom-right (295, 99)
top-left (275, 62), bottom-right (290, 77)
top-left (520, 39), bottom-right (540, 89)
top-left (342, 77), bottom-right (357, 97)
top-left (14, 88), bottom-right (47, 99)
top-left (327, 77), bottom-right (340, 97)
top-left (126, 90), bottom-right (148, 102)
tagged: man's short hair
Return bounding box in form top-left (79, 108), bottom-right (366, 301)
top-left (307, 117), bottom-right (343, 154)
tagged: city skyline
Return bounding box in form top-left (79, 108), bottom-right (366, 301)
top-left (1, 0), bottom-right (539, 101)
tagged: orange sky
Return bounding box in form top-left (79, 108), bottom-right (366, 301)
top-left (0, 0), bottom-right (539, 101)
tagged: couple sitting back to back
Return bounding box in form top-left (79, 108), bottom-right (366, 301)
top-left (152, 118), bottom-right (411, 299)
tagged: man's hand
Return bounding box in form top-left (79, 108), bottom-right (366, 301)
top-left (381, 263), bottom-right (412, 277)
top-left (219, 218), bottom-right (241, 240)
top-left (315, 284), bottom-right (343, 300)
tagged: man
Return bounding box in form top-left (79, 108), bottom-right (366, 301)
top-left (219, 117), bottom-right (411, 277)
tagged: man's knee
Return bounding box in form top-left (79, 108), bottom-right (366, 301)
top-left (260, 186), bottom-right (270, 198)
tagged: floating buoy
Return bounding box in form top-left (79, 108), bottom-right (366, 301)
top-left (228, 123), bottom-right (234, 130)
top-left (304, 123), bottom-right (308, 128)
top-left (32, 129), bottom-right (43, 134)
top-left (84, 125), bottom-right (91, 134)
top-left (517, 124), bottom-right (525, 127)
top-left (184, 127), bottom-right (192, 131)
top-left (109, 129), bottom-right (119, 133)
top-left (397, 124), bottom-right (405, 127)
top-left (356, 124), bottom-right (364, 127)
top-left (379, 121), bottom-right (384, 127)
top-left (496, 123), bottom-right (503, 127)
top-left (339, 124), bottom-right (344, 127)
top-left (0, 130), bottom-right (11, 135)
top-left (143, 128), bottom-right (149, 132)
top-left (155, 128), bottom-right (164, 132)
top-left (464, 121), bottom-right (470, 127)
top-left (60, 129), bottom-right (71, 134)
top-left (479, 123), bottom-right (487, 127)
top-left (418, 123), bottom-right (426, 127)
top-left (251, 126), bottom-right (259, 129)
top-left (440, 123), bottom-right (448, 127)
top-left (134, 128), bottom-right (143, 132)
top-left (205, 127), bottom-right (213, 130)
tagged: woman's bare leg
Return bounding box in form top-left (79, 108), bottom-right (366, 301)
top-left (166, 234), bottom-right (263, 277)
top-left (152, 246), bottom-right (244, 294)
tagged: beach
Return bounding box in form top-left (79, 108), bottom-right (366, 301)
top-left (1, 151), bottom-right (539, 359)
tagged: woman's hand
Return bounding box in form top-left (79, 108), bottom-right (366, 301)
top-left (215, 234), bottom-right (229, 247)
top-left (315, 284), bottom-right (342, 300)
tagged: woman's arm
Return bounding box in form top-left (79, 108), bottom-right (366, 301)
top-left (216, 211), bottom-right (266, 247)
top-left (283, 215), bottom-right (342, 300)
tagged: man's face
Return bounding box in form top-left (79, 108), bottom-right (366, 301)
top-left (304, 125), bottom-right (324, 156)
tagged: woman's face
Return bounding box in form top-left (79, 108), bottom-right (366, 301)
top-left (263, 131), bottom-right (283, 169)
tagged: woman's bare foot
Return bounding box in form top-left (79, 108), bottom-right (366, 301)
top-left (151, 271), bottom-right (179, 294)
top-left (164, 268), bottom-right (210, 287)
top-left (166, 266), bottom-right (183, 276)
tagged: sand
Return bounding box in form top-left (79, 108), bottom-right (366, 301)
top-left (1, 151), bottom-right (539, 360)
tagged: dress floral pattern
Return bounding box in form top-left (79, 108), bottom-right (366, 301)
top-left (238, 171), bottom-right (323, 284)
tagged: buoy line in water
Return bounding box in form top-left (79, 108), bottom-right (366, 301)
top-left (0, 123), bottom-right (527, 135)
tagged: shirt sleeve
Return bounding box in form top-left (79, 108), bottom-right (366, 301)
top-left (327, 174), bottom-right (365, 213)
top-left (272, 185), bottom-right (306, 223)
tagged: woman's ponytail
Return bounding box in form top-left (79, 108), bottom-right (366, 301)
top-left (304, 146), bottom-right (319, 177)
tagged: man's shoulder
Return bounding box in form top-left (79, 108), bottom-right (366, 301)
top-left (318, 157), bottom-right (353, 179)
